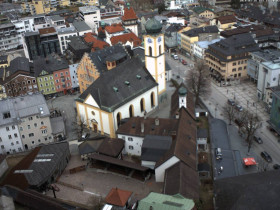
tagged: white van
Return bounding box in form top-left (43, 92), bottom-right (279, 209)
top-left (173, 54), bottom-right (178, 60)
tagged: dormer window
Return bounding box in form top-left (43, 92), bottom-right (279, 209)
top-left (3, 112), bottom-right (11, 119)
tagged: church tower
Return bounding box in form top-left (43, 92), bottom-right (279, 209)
top-left (122, 3), bottom-right (138, 36)
top-left (144, 18), bottom-right (166, 95)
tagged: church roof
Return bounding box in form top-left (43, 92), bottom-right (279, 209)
top-left (78, 57), bottom-right (157, 112)
top-left (110, 32), bottom-right (141, 47)
top-left (122, 5), bottom-right (138, 21)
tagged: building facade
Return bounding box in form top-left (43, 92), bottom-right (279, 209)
top-left (79, 6), bottom-right (101, 32)
top-left (0, 22), bottom-right (21, 51)
top-left (69, 63), bottom-right (79, 89)
top-left (122, 4), bottom-right (138, 36)
top-left (57, 27), bottom-right (78, 54)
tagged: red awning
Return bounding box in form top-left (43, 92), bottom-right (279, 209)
top-left (243, 157), bottom-right (257, 166)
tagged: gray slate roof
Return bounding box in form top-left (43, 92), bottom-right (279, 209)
top-left (0, 93), bottom-right (49, 127)
top-left (208, 33), bottom-right (259, 59)
top-left (50, 15), bottom-right (64, 22)
top-left (6, 57), bottom-right (31, 76)
top-left (78, 57), bottom-right (157, 112)
top-left (141, 135), bottom-right (172, 162)
top-left (33, 55), bottom-right (69, 77)
top-left (78, 140), bottom-right (103, 155)
top-left (25, 142), bottom-right (69, 186)
top-left (88, 44), bottom-right (129, 73)
top-left (68, 36), bottom-right (90, 51)
top-left (182, 25), bottom-right (219, 37)
top-left (72, 20), bottom-right (91, 32)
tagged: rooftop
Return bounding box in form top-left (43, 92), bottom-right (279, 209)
top-left (196, 38), bottom-right (223, 49)
top-left (68, 36), bottom-right (91, 51)
top-left (122, 6), bottom-right (138, 21)
top-left (216, 15), bottom-right (236, 24)
top-left (2, 142), bottom-right (69, 190)
top-left (193, 7), bottom-right (213, 14)
top-left (72, 20), bottom-right (91, 32)
top-left (49, 15), bottom-right (64, 22)
top-left (97, 138), bottom-right (124, 157)
top-left (182, 25), bottom-right (219, 37)
top-left (251, 49), bottom-right (280, 62)
top-left (0, 93), bottom-right (49, 127)
top-left (78, 58), bottom-right (157, 112)
top-left (110, 32), bottom-right (141, 47)
top-left (138, 192), bottom-right (195, 210)
top-left (79, 6), bottom-right (99, 13)
top-left (57, 26), bottom-right (76, 35)
top-left (105, 188), bottom-right (132, 207)
top-left (83, 32), bottom-right (109, 51)
top-left (38, 27), bottom-right (56, 35)
top-left (105, 23), bottom-right (125, 33)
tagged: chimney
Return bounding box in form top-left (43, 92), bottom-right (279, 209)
top-left (175, 112), bottom-right (179, 119)
top-left (141, 122), bottom-right (144, 133)
top-left (155, 117), bottom-right (159, 126)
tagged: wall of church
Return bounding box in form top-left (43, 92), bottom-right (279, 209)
top-left (113, 86), bottom-right (158, 131)
top-left (125, 25), bottom-right (138, 37)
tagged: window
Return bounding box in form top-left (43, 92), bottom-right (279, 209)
top-left (232, 68), bottom-right (236, 72)
top-left (1, 145), bottom-right (4, 149)
top-left (60, 72), bottom-right (64, 76)
top-left (151, 92), bottom-right (155, 107)
top-left (55, 74), bottom-right (58, 77)
top-left (6, 127), bottom-right (9, 131)
top-left (56, 79), bottom-right (59, 83)
top-left (65, 71), bottom-right (68, 75)
top-left (129, 146), bottom-right (134, 150)
top-left (8, 135), bottom-right (12, 139)
top-left (238, 67), bottom-right (242, 71)
top-left (3, 112), bottom-right (11, 119)
top-left (49, 136), bottom-right (52, 140)
top-left (28, 125), bottom-right (31, 129)
top-left (22, 135), bottom-right (25, 139)
top-left (42, 129), bottom-right (47, 134)
top-left (91, 111), bottom-right (95, 115)
top-left (14, 133), bottom-right (18, 138)
top-left (27, 80), bottom-right (31, 84)
top-left (36, 115), bottom-right (39, 119)
top-left (11, 142), bottom-right (14, 146)
top-left (159, 45), bottom-right (161, 54)
top-left (149, 46), bottom-right (152, 56)
top-left (45, 83), bottom-right (49, 86)
top-left (32, 141), bottom-right (34, 144)
top-left (128, 137), bottom-right (133, 141)
top-left (29, 133), bottom-right (34, 137)
top-left (34, 123), bottom-right (37, 127)
top-left (16, 141), bottom-right (19, 144)
top-left (233, 62), bottom-right (236, 66)
top-left (0, 137), bottom-right (1, 142)
top-left (20, 127), bottom-right (23, 131)
top-left (38, 139), bottom-right (41, 142)
top-left (33, 79), bottom-right (36, 83)
top-left (28, 117), bottom-right (33, 121)
top-left (44, 77), bottom-right (48, 81)
top-left (50, 76), bottom-right (53, 79)
top-left (140, 98), bottom-right (145, 112)
top-left (129, 105), bottom-right (134, 118)
top-left (12, 125), bottom-right (15, 130)
top-left (41, 121), bottom-right (44, 125)
top-left (45, 137), bottom-right (48, 141)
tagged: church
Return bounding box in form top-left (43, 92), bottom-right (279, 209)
top-left (76, 18), bottom-right (166, 137)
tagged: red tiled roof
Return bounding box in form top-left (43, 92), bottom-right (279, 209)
top-left (38, 27), bottom-right (56, 35)
top-left (105, 188), bottom-right (132, 207)
top-left (83, 32), bottom-right (109, 51)
top-left (110, 33), bottom-right (141, 47)
top-left (105, 23), bottom-right (125, 34)
top-left (122, 7), bottom-right (138, 21)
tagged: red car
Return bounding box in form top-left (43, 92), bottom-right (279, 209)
top-left (181, 59), bottom-right (187, 65)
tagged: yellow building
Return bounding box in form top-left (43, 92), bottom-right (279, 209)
top-left (180, 26), bottom-right (219, 54)
top-left (59, 0), bottom-right (71, 7)
top-left (77, 45), bottom-right (129, 93)
top-left (193, 7), bottom-right (215, 19)
top-left (21, 0), bottom-right (57, 15)
top-left (76, 0), bottom-right (99, 6)
top-left (205, 33), bottom-right (259, 84)
top-left (210, 15), bottom-right (236, 31)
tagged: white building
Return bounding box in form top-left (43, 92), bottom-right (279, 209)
top-left (144, 18), bottom-right (166, 95)
top-left (79, 6), bottom-right (101, 32)
top-left (257, 59), bottom-right (280, 102)
top-left (69, 63), bottom-right (79, 89)
top-left (0, 23), bottom-right (21, 51)
top-left (47, 15), bottom-right (67, 30)
top-left (193, 38), bottom-right (222, 59)
top-left (72, 20), bottom-right (92, 36)
top-left (122, 4), bottom-right (138, 36)
top-left (57, 27), bottom-right (78, 54)
top-left (167, 17), bottom-right (185, 26)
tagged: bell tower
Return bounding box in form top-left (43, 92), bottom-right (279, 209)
top-left (144, 18), bottom-right (166, 95)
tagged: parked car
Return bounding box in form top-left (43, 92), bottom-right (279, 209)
top-left (173, 54), bottom-right (179, 60)
top-left (254, 136), bottom-right (263, 144)
top-left (181, 59), bottom-right (187, 65)
top-left (215, 148), bottom-right (222, 160)
top-left (260, 151), bottom-right (272, 163)
top-left (228, 99), bottom-right (235, 106)
top-left (81, 132), bottom-right (89, 140)
top-left (235, 104), bottom-right (243, 111)
top-left (273, 164), bottom-right (280, 169)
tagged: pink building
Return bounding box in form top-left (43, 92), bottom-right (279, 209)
top-left (53, 68), bottom-right (72, 93)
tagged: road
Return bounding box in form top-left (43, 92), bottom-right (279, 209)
top-left (165, 52), bottom-right (280, 170)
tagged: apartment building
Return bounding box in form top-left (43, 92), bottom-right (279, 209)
top-left (15, 93), bottom-right (53, 150)
top-left (257, 59), bottom-right (280, 102)
top-left (181, 26), bottom-right (219, 54)
top-left (23, 27), bottom-right (60, 60)
top-left (77, 0), bottom-right (99, 6)
top-left (0, 93), bottom-right (53, 154)
top-left (193, 7), bottom-right (215, 19)
top-left (34, 55), bottom-right (71, 95)
top-left (21, 0), bottom-right (60, 15)
top-left (193, 38), bottom-right (222, 59)
top-left (57, 26), bottom-right (78, 54)
top-left (79, 6), bottom-right (100, 32)
top-left (0, 22), bottom-right (20, 51)
top-left (210, 15), bottom-right (236, 31)
top-left (1, 57), bottom-right (38, 98)
top-left (206, 33), bottom-right (259, 84)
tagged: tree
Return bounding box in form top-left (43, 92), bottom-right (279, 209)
top-left (239, 111), bottom-right (261, 153)
top-left (185, 60), bottom-right (211, 105)
top-left (71, 116), bottom-right (88, 139)
top-left (223, 103), bottom-right (237, 125)
top-left (231, 0), bottom-right (241, 9)
top-left (157, 3), bottom-right (166, 14)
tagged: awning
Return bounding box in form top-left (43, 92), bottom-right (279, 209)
top-left (243, 157), bottom-right (257, 166)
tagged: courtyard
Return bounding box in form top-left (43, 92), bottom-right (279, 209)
top-left (46, 155), bottom-right (163, 208)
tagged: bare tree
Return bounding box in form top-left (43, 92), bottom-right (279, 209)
top-left (239, 111), bottom-right (261, 153)
top-left (223, 103), bottom-right (237, 125)
top-left (185, 60), bottom-right (211, 105)
top-left (72, 116), bottom-right (88, 139)
top-left (257, 157), bottom-right (269, 172)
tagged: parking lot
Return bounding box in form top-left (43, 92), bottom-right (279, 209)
top-left (46, 155), bottom-right (163, 207)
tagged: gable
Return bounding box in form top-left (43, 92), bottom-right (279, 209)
top-left (39, 70), bottom-right (49, 76)
top-left (84, 94), bottom-right (100, 108)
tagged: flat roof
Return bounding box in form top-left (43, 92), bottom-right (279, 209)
top-left (79, 6), bottom-right (99, 13)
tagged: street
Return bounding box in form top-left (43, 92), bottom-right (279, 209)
top-left (164, 52), bottom-right (280, 171)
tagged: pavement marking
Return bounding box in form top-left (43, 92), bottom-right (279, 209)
top-left (84, 190), bottom-right (100, 196)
